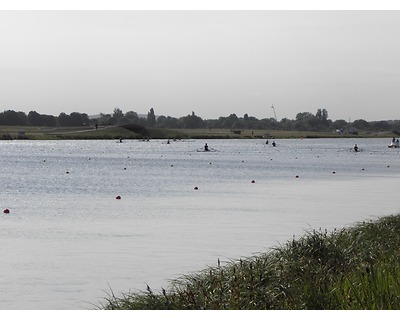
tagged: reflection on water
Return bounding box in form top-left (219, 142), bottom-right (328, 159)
top-left (0, 138), bottom-right (399, 309)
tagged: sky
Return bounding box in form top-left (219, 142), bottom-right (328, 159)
top-left (0, 3), bottom-right (400, 121)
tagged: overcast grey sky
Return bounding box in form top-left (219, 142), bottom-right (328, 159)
top-left (0, 10), bottom-right (399, 121)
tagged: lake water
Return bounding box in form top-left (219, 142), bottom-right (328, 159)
top-left (0, 138), bottom-right (399, 310)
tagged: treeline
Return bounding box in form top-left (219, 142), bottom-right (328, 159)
top-left (0, 110), bottom-right (91, 127)
top-left (1, 107), bottom-right (400, 133)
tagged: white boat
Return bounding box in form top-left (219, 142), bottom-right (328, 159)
top-left (388, 140), bottom-right (400, 148)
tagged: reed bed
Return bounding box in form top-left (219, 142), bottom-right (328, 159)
top-left (100, 214), bottom-right (400, 310)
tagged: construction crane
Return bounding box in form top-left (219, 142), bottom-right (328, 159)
top-left (271, 104), bottom-right (277, 121)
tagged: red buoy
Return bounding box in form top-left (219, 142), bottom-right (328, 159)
top-left (3, 209), bottom-right (10, 214)
top-left (116, 195), bottom-right (121, 200)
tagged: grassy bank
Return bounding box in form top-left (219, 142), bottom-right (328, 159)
top-left (101, 214), bottom-right (400, 310)
top-left (0, 125), bottom-right (397, 140)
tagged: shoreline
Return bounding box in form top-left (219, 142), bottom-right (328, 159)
top-left (0, 125), bottom-right (397, 140)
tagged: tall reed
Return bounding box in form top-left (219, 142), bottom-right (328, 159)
top-left (101, 214), bottom-right (400, 310)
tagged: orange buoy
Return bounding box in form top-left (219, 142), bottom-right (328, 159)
top-left (116, 195), bottom-right (121, 200)
top-left (3, 209), bottom-right (10, 214)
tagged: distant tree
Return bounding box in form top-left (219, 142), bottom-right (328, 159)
top-left (391, 120), bottom-right (400, 133)
top-left (125, 111), bottom-right (140, 123)
top-left (296, 112), bottom-right (314, 121)
top-left (113, 108), bottom-right (124, 123)
top-left (97, 113), bottom-right (113, 125)
top-left (42, 114), bottom-right (57, 127)
top-left (353, 119), bottom-right (370, 130)
top-left (332, 119), bottom-right (348, 130)
top-left (294, 112), bottom-right (317, 130)
top-left (69, 112), bottom-right (88, 126)
top-left (279, 118), bottom-right (294, 130)
top-left (17, 111), bottom-right (28, 126)
top-left (147, 108), bottom-right (156, 127)
top-left (314, 108), bottom-right (332, 130)
top-left (221, 113), bottom-right (239, 129)
top-left (180, 111), bottom-right (204, 129)
top-left (0, 110), bottom-right (24, 125)
top-left (115, 116), bottom-right (129, 125)
top-left (371, 120), bottom-right (390, 131)
top-left (28, 111), bottom-right (44, 126)
top-left (155, 115), bottom-right (167, 127)
top-left (156, 115), bottom-right (182, 128)
top-left (58, 112), bottom-right (71, 126)
top-left (212, 116), bottom-right (227, 128)
top-left (165, 116), bottom-right (182, 128)
top-left (257, 117), bottom-right (281, 130)
top-left (0, 112), bottom-right (4, 125)
top-left (316, 108), bottom-right (328, 122)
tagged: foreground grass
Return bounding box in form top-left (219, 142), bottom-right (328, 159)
top-left (101, 214), bottom-right (400, 310)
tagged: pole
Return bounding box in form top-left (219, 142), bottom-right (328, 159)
top-left (271, 104), bottom-right (277, 121)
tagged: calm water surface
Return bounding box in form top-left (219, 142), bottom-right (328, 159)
top-left (0, 138), bottom-right (399, 309)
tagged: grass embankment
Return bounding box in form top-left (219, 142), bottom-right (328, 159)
top-left (101, 214), bottom-right (400, 310)
top-left (0, 125), bottom-right (397, 140)
top-left (0, 125), bottom-right (139, 140)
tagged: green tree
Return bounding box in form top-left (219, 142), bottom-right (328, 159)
top-left (0, 110), bottom-right (23, 125)
top-left (125, 111), bottom-right (140, 123)
top-left (353, 119), bottom-right (370, 130)
top-left (222, 113), bottom-right (239, 129)
top-left (296, 112), bottom-right (314, 121)
top-left (332, 119), bottom-right (348, 130)
top-left (180, 111), bottom-right (204, 129)
top-left (147, 108), bottom-right (156, 127)
top-left (97, 113), bottom-right (113, 125)
top-left (42, 114), bottom-right (57, 126)
top-left (371, 120), bottom-right (390, 131)
top-left (69, 112), bottom-right (88, 126)
top-left (28, 111), bottom-right (44, 126)
top-left (316, 108), bottom-right (328, 122)
top-left (113, 108), bottom-right (124, 123)
top-left (58, 112), bottom-right (71, 126)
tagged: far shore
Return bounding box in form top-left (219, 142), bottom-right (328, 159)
top-left (0, 125), bottom-right (398, 140)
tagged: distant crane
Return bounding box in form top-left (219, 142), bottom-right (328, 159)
top-left (271, 104), bottom-right (277, 121)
